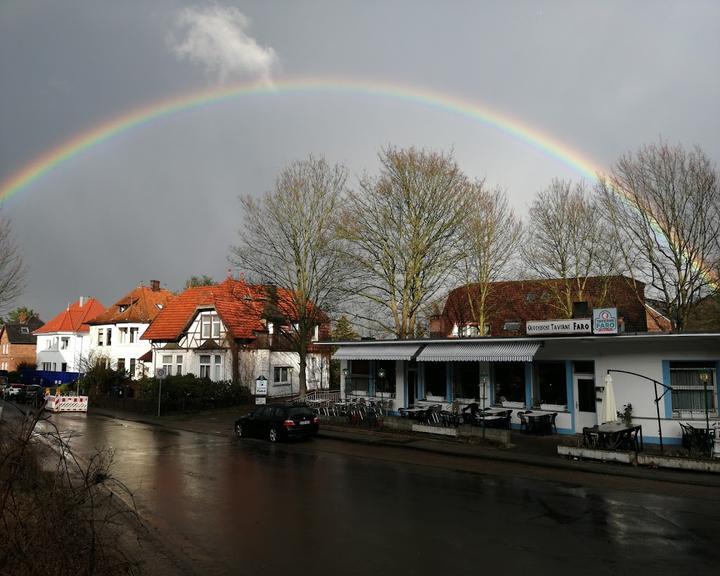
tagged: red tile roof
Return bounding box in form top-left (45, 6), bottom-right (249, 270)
top-left (34, 298), bottom-right (105, 334)
top-left (87, 284), bottom-right (174, 325)
top-left (142, 278), bottom-right (310, 342)
top-left (438, 276), bottom-right (650, 336)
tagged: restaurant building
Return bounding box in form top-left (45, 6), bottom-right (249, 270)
top-left (329, 277), bottom-right (720, 444)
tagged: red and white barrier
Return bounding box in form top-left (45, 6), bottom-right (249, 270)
top-left (45, 395), bottom-right (88, 413)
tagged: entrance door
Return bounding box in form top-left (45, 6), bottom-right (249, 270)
top-left (574, 374), bottom-right (597, 431)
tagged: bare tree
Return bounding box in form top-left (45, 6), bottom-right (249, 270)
top-left (230, 156), bottom-right (348, 397)
top-left (457, 182), bottom-right (523, 335)
top-left (0, 209), bottom-right (25, 315)
top-left (340, 147), bottom-right (472, 338)
top-left (597, 141), bottom-right (720, 330)
top-left (523, 179), bottom-right (622, 317)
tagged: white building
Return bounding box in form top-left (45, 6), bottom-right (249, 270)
top-left (86, 280), bottom-right (173, 378)
top-left (330, 332), bottom-right (720, 444)
top-left (142, 278), bottom-right (331, 396)
top-left (34, 297), bottom-right (105, 372)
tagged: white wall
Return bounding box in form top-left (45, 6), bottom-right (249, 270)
top-left (88, 323), bottom-right (153, 378)
top-left (35, 332), bottom-right (87, 372)
top-left (537, 337), bottom-right (719, 440)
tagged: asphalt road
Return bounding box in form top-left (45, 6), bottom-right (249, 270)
top-left (33, 412), bottom-right (720, 575)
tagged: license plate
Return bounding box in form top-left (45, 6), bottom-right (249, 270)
top-left (299, 420), bottom-right (310, 425)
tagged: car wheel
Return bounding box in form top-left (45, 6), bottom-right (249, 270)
top-left (235, 423), bottom-right (243, 438)
top-left (268, 427), bottom-right (278, 443)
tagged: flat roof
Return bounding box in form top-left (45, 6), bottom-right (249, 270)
top-left (319, 332), bottom-right (720, 346)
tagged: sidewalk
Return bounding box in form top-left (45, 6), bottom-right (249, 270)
top-left (88, 406), bottom-right (720, 488)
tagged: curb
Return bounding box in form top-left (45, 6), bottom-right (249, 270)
top-left (319, 428), bottom-right (720, 487)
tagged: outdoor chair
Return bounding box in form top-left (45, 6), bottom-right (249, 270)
top-left (681, 423), bottom-right (715, 457)
top-left (461, 402), bottom-right (479, 425)
top-left (582, 426), bottom-right (599, 448)
top-left (440, 401), bottom-right (460, 427)
top-left (518, 411), bottom-right (529, 433)
top-left (680, 422), bottom-right (694, 452)
top-left (529, 413), bottom-right (552, 435)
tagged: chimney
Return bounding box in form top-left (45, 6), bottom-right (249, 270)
top-left (429, 315), bottom-right (446, 338)
top-left (150, 280), bottom-right (160, 292)
top-left (79, 296), bottom-right (85, 307)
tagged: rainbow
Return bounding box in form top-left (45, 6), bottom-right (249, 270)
top-left (0, 76), bottom-right (605, 202)
top-left (0, 75), bottom-right (715, 288)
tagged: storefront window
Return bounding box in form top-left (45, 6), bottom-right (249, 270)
top-left (535, 362), bottom-right (567, 406)
top-left (453, 362), bottom-right (479, 399)
top-left (349, 360), bottom-right (370, 395)
top-left (494, 362), bottom-right (525, 403)
top-left (424, 363), bottom-right (446, 398)
top-left (670, 362), bottom-right (717, 416)
top-left (375, 360), bottom-right (396, 397)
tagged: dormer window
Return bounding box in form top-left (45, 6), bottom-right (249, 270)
top-left (200, 313), bottom-right (221, 340)
top-left (118, 305), bottom-right (128, 313)
top-left (20, 327), bottom-right (29, 334)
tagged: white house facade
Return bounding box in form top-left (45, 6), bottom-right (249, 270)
top-left (330, 333), bottom-right (720, 444)
top-left (34, 297), bottom-right (105, 373)
top-left (143, 278), bottom-right (331, 396)
top-left (86, 281), bottom-right (173, 379)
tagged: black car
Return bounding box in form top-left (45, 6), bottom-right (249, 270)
top-left (235, 404), bottom-right (319, 442)
top-left (18, 384), bottom-right (44, 406)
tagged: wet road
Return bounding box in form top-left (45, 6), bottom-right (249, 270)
top-left (43, 413), bottom-right (720, 576)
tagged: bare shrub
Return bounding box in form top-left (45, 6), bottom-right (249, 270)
top-left (0, 404), bottom-right (143, 575)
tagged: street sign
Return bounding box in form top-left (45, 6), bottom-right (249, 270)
top-left (255, 375), bottom-right (268, 396)
top-left (255, 397), bottom-right (267, 405)
top-left (156, 368), bottom-right (167, 380)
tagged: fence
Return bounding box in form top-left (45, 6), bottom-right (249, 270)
top-left (20, 369), bottom-right (81, 387)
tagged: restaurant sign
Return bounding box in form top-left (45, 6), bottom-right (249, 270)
top-left (526, 319), bottom-right (592, 335)
top-left (593, 308), bottom-right (618, 334)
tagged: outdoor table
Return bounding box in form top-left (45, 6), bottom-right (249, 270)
top-left (481, 408), bottom-right (507, 415)
top-left (477, 414), bottom-right (504, 428)
top-left (594, 422), bottom-right (644, 452)
top-left (524, 412), bottom-right (553, 435)
top-left (399, 407), bottom-right (426, 419)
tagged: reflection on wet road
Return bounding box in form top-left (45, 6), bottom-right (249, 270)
top-left (48, 413), bottom-right (720, 576)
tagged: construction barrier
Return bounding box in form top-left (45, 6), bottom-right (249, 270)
top-left (45, 395), bottom-right (88, 413)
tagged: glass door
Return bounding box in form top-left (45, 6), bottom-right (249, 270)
top-left (574, 373), bottom-right (597, 431)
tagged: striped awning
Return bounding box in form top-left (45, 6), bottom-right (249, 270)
top-left (416, 341), bottom-right (541, 362)
top-left (332, 344), bottom-right (421, 361)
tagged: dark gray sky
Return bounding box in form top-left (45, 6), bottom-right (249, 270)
top-left (1, 0), bottom-right (718, 319)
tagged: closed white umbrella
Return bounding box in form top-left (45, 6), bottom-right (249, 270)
top-left (601, 374), bottom-right (618, 424)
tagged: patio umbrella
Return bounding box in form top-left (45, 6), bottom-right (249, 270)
top-left (600, 374), bottom-right (618, 424)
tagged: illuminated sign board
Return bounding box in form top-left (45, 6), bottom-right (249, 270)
top-left (593, 308), bottom-right (618, 334)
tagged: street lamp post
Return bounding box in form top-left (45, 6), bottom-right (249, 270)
top-left (699, 371), bottom-right (710, 432)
